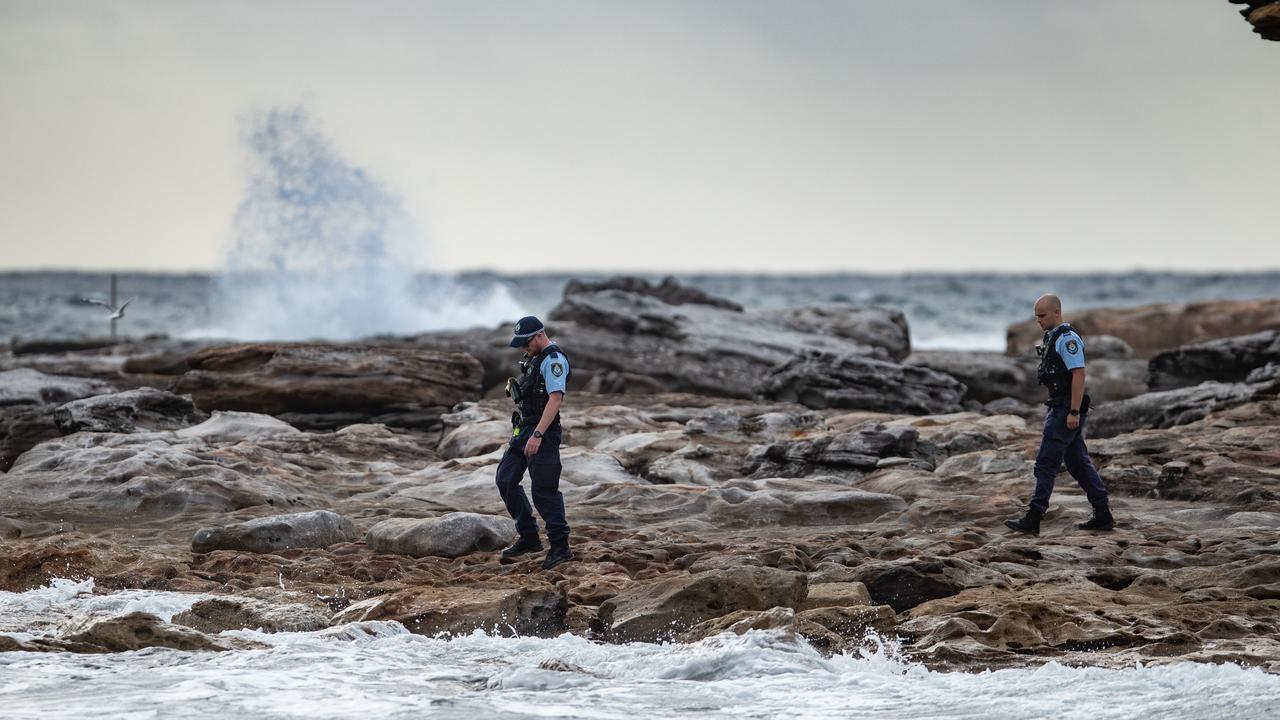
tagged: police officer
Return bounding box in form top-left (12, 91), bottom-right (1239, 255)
top-left (1005, 294), bottom-right (1115, 535)
top-left (495, 316), bottom-right (574, 570)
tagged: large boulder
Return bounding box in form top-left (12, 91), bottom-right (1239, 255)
top-left (1147, 330), bottom-right (1280, 391)
top-left (366, 513), bottom-right (515, 558)
top-left (174, 343), bottom-right (484, 429)
top-left (64, 612), bottom-right (229, 652)
top-left (1006, 299), bottom-right (1280, 358)
top-left (333, 585), bottom-right (567, 637)
top-left (754, 304), bottom-right (912, 362)
top-left (760, 351), bottom-right (966, 414)
top-left (53, 387), bottom-right (207, 435)
top-left (547, 285), bottom-right (910, 392)
top-left (172, 595), bottom-right (330, 634)
top-left (0, 368), bottom-right (116, 470)
top-left (594, 565), bottom-right (808, 642)
top-left (1088, 380), bottom-right (1279, 438)
top-left (192, 510), bottom-right (359, 554)
top-left (906, 351), bottom-right (1037, 404)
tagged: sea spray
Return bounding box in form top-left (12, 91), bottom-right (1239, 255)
top-left (3, 583), bottom-right (1280, 719)
top-left (214, 106), bottom-right (523, 341)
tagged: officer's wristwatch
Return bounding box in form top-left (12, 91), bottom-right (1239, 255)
top-left (533, 430), bottom-right (544, 438)
top-left (1068, 409), bottom-right (1080, 417)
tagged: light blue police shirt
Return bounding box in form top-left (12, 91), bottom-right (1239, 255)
top-left (1053, 325), bottom-right (1086, 370)
top-left (541, 348), bottom-right (570, 394)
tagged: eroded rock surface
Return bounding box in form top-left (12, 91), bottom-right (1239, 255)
top-left (1006, 298), bottom-right (1280, 358)
top-left (175, 343), bottom-right (484, 430)
top-left (192, 511), bottom-right (359, 554)
top-left (367, 513), bottom-right (515, 558)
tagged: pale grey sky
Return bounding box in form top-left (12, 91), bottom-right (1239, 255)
top-left (1, 1), bottom-right (1278, 273)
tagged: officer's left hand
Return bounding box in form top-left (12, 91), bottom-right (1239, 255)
top-left (524, 435), bottom-right (542, 457)
top-left (1066, 414), bottom-right (1080, 430)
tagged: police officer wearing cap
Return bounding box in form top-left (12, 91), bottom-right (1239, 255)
top-left (1005, 293), bottom-right (1115, 536)
top-left (495, 316), bottom-right (574, 570)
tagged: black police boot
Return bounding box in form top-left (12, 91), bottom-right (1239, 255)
top-left (541, 538), bottom-right (574, 571)
top-left (1004, 507), bottom-right (1044, 536)
top-left (1078, 502), bottom-right (1115, 531)
top-left (500, 535), bottom-right (542, 564)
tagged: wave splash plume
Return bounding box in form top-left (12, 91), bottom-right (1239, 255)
top-left (212, 107), bottom-right (521, 341)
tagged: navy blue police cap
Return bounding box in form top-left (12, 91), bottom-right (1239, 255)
top-left (509, 316), bottom-right (545, 347)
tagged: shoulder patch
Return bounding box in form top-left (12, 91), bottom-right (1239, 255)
top-left (1065, 340), bottom-right (1079, 354)
top-left (550, 361), bottom-right (564, 378)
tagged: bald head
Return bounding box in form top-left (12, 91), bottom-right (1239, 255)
top-left (1034, 293), bottom-right (1063, 331)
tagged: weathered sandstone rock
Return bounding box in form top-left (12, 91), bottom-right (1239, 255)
top-left (1147, 330), bottom-right (1280, 391)
top-left (333, 585), bottom-right (567, 637)
top-left (174, 343), bottom-right (484, 429)
top-left (594, 566), bottom-right (807, 642)
top-left (0, 368), bottom-right (116, 469)
top-left (760, 351), bottom-right (966, 414)
top-left (1006, 298), bottom-right (1280, 358)
top-left (173, 595), bottom-right (330, 633)
top-left (192, 510), bottom-right (359, 554)
top-left (1088, 379), bottom-right (1278, 438)
top-left (65, 612), bottom-right (229, 652)
top-left (367, 513), bottom-right (515, 558)
top-left (53, 387), bottom-right (207, 435)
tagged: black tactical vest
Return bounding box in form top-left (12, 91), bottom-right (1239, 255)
top-left (511, 344), bottom-right (570, 429)
top-left (1037, 324), bottom-right (1081, 408)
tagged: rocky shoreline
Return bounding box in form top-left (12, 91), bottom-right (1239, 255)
top-left (2, 278), bottom-right (1279, 672)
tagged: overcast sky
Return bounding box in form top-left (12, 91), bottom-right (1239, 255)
top-left (2, 1), bottom-right (1278, 273)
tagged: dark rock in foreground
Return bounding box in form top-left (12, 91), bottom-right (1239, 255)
top-left (1147, 330), bottom-right (1280, 391)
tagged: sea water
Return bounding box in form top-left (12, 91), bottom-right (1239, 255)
top-left (5, 270), bottom-right (1280, 351)
top-left (1, 582), bottom-right (1278, 719)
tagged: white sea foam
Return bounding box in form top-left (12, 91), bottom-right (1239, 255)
top-left (0, 578), bottom-right (208, 641)
top-left (2, 584), bottom-right (1278, 719)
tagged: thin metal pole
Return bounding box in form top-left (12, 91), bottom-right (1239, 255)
top-left (110, 273), bottom-right (118, 338)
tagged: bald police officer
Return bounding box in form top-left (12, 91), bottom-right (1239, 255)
top-left (1005, 294), bottom-right (1115, 535)
top-left (496, 316), bottom-right (574, 570)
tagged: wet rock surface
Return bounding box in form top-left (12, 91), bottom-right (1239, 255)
top-left (3, 284), bottom-right (1280, 674)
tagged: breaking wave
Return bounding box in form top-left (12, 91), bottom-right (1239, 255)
top-left (210, 106), bottom-right (523, 341)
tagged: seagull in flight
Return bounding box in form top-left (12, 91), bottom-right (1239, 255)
top-left (81, 296), bottom-right (136, 320)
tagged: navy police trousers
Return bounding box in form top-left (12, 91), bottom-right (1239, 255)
top-left (1030, 406), bottom-right (1109, 514)
top-left (495, 428), bottom-right (569, 542)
